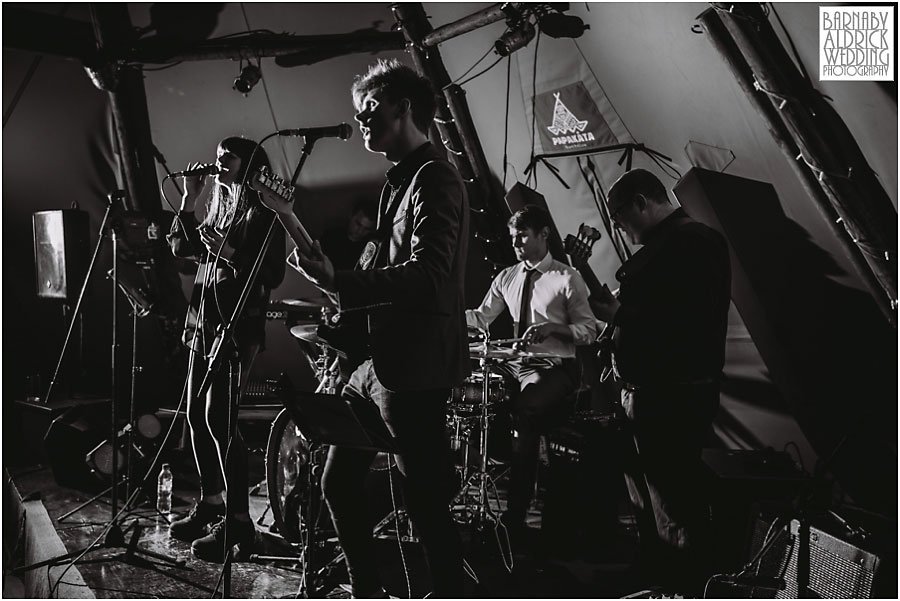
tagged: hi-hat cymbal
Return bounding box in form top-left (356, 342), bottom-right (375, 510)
top-left (290, 324), bottom-right (320, 343)
top-left (468, 342), bottom-right (564, 361)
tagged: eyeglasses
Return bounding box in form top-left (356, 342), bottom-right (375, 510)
top-left (609, 200), bottom-right (631, 226)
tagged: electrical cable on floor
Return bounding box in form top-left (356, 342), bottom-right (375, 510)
top-left (56, 578), bottom-right (163, 598)
top-left (387, 455), bottom-right (412, 599)
top-left (49, 377), bottom-right (190, 597)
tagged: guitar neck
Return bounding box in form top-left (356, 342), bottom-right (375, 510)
top-left (573, 260), bottom-right (606, 301)
top-left (279, 212), bottom-right (315, 256)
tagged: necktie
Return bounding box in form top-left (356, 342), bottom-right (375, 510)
top-left (515, 268), bottom-right (538, 338)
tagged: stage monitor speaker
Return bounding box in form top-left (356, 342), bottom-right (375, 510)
top-left (43, 401), bottom-right (111, 493)
top-left (736, 513), bottom-right (895, 599)
top-left (32, 209), bottom-right (90, 302)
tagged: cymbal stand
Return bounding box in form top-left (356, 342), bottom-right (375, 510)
top-left (313, 344), bottom-right (341, 395)
top-left (451, 354), bottom-right (513, 572)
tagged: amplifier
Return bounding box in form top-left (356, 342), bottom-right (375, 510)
top-left (737, 514), bottom-right (895, 598)
top-left (541, 412), bottom-right (627, 553)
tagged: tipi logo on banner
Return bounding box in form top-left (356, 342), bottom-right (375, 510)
top-left (535, 81), bottom-right (616, 155)
top-left (547, 92), bottom-right (589, 136)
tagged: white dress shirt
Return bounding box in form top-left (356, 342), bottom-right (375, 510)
top-left (466, 252), bottom-right (598, 358)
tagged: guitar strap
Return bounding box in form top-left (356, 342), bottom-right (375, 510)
top-left (358, 160), bottom-right (436, 271)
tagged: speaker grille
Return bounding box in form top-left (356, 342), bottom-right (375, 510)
top-left (748, 515), bottom-right (882, 598)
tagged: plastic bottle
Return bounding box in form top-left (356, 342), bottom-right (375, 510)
top-left (157, 463), bottom-right (173, 514)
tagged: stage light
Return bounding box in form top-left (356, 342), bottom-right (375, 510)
top-left (494, 20), bottom-right (536, 56)
top-left (233, 64), bottom-right (261, 94)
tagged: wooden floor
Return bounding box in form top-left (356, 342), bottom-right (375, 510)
top-left (5, 456), bottom-right (654, 599)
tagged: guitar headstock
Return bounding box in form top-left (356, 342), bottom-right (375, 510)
top-left (252, 166), bottom-right (295, 205)
top-left (564, 223), bottom-right (601, 268)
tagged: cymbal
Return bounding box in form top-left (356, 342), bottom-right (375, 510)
top-left (468, 342), bottom-right (564, 361)
top-left (290, 324), bottom-right (320, 343)
top-left (280, 298), bottom-right (326, 309)
top-left (468, 344), bottom-right (517, 360)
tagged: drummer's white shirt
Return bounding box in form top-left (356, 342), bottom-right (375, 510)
top-left (465, 252), bottom-right (598, 358)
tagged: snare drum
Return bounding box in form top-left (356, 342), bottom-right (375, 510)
top-left (448, 372), bottom-right (506, 416)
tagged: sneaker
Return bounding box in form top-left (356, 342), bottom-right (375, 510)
top-left (169, 501), bottom-right (224, 542)
top-left (191, 517), bottom-right (256, 563)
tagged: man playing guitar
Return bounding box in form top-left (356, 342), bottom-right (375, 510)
top-left (258, 59), bottom-right (469, 599)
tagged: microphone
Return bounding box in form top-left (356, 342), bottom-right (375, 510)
top-left (714, 574), bottom-right (787, 590)
top-left (277, 123), bottom-right (354, 140)
top-left (170, 165), bottom-right (226, 178)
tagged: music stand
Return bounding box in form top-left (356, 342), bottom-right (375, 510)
top-left (279, 391), bottom-right (398, 597)
top-left (281, 392), bottom-right (398, 454)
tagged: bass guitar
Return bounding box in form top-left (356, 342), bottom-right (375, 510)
top-left (563, 223), bottom-right (617, 382)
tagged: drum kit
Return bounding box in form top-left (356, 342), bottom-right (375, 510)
top-left (263, 298), bottom-right (339, 545)
top-left (261, 299), bottom-right (565, 573)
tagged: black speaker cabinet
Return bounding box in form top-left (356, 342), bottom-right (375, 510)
top-left (32, 209), bottom-right (90, 302)
top-left (703, 448), bottom-right (806, 573)
top-left (43, 401), bottom-right (111, 492)
top-left (541, 414), bottom-right (626, 553)
top-left (740, 514), bottom-right (895, 598)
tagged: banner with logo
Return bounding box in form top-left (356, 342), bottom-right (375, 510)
top-left (517, 38), bottom-right (633, 157)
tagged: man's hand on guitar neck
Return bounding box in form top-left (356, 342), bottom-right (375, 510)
top-left (590, 283), bottom-right (621, 324)
top-left (288, 240), bottom-right (336, 293)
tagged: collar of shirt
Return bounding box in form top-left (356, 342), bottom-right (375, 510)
top-left (641, 206), bottom-right (689, 246)
top-left (384, 142), bottom-right (438, 190)
top-left (522, 251), bottom-right (554, 275)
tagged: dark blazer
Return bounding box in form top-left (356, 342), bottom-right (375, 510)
top-left (333, 143), bottom-right (470, 392)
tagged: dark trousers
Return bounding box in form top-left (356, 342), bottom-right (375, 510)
top-left (320, 360), bottom-right (464, 598)
top-left (185, 343), bottom-right (257, 515)
top-left (501, 359), bottom-right (576, 523)
top-left (620, 384), bottom-right (719, 594)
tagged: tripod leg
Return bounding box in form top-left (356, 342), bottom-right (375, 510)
top-left (56, 486), bottom-right (113, 523)
top-left (15, 542), bottom-right (99, 573)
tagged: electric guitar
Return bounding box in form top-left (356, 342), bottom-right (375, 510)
top-left (563, 224), bottom-right (617, 381)
top-left (250, 167), bottom-right (369, 363)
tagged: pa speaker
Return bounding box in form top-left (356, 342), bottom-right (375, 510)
top-left (32, 209), bottom-right (89, 302)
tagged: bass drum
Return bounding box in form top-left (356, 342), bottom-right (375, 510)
top-left (265, 409), bottom-right (403, 543)
top-left (265, 408), bottom-right (325, 543)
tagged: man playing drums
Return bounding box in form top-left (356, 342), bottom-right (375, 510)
top-left (466, 204), bottom-right (598, 537)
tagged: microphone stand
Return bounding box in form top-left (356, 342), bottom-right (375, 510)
top-left (290, 136), bottom-right (317, 187)
top-left (201, 144), bottom-right (313, 598)
top-left (44, 191), bottom-right (123, 404)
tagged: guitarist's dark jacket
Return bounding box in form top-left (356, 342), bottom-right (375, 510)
top-left (332, 142), bottom-right (471, 392)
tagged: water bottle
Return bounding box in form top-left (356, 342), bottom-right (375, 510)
top-left (157, 463), bottom-right (173, 514)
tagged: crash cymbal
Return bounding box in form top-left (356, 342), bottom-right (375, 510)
top-left (290, 324), bottom-right (320, 343)
top-left (280, 298), bottom-right (326, 309)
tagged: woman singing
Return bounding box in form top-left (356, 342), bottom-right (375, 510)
top-left (167, 137), bottom-right (285, 562)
